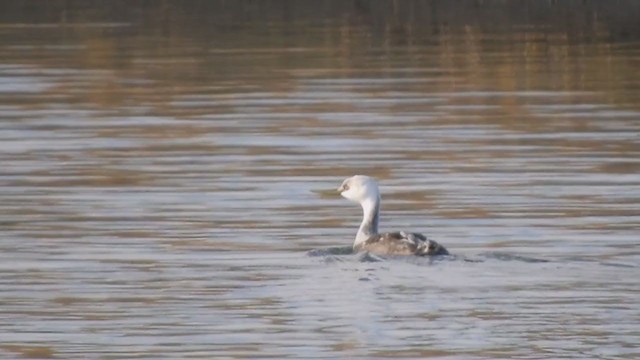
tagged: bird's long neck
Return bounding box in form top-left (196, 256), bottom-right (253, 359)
top-left (354, 196), bottom-right (380, 248)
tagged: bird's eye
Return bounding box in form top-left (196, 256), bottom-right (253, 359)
top-left (343, 184), bottom-right (349, 191)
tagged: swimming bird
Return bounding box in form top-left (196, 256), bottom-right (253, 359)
top-left (338, 175), bottom-right (449, 256)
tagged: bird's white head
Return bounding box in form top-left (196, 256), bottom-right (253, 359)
top-left (337, 175), bottom-right (380, 204)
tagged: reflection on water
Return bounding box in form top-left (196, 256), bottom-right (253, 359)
top-left (1, 1), bottom-right (639, 359)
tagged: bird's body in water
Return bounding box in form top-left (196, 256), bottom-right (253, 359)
top-left (338, 175), bottom-right (449, 257)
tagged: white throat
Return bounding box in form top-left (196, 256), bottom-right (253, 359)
top-left (354, 195), bottom-right (380, 247)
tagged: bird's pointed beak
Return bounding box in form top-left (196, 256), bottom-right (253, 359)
top-left (337, 185), bottom-right (344, 193)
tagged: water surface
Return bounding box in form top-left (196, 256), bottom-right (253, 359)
top-left (1, 1), bottom-right (639, 359)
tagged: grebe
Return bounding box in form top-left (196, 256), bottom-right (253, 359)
top-left (338, 175), bottom-right (449, 256)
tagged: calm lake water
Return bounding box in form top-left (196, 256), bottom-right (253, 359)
top-left (1, 1), bottom-right (639, 359)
